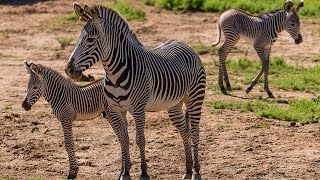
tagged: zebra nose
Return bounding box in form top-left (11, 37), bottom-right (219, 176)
top-left (295, 34), bottom-right (303, 44)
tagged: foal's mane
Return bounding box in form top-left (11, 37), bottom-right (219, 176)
top-left (37, 64), bottom-right (102, 88)
top-left (90, 5), bottom-right (143, 46)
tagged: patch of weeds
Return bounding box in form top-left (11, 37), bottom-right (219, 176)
top-left (207, 98), bottom-right (320, 123)
top-left (0, 52), bottom-right (17, 59)
top-left (109, 1), bottom-right (146, 21)
top-left (2, 103), bottom-right (13, 111)
top-left (28, 177), bottom-right (44, 180)
top-left (42, 12), bottom-right (80, 31)
top-left (11, 81), bottom-right (19, 87)
top-left (191, 44), bottom-right (216, 55)
top-left (0, 176), bottom-right (16, 180)
top-left (57, 36), bottom-right (73, 50)
top-left (217, 124), bottom-right (228, 130)
top-left (0, 31), bottom-right (10, 39)
top-left (252, 123), bottom-right (270, 129)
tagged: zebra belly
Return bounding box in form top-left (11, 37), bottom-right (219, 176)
top-left (240, 34), bottom-right (255, 44)
top-left (145, 96), bottom-right (185, 112)
top-left (75, 111), bottom-right (102, 121)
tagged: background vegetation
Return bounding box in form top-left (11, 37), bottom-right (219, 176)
top-left (143, 0), bottom-right (320, 16)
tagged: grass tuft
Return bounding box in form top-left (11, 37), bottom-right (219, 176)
top-left (57, 36), bottom-right (73, 50)
top-left (207, 98), bottom-right (320, 123)
top-left (109, 2), bottom-right (146, 21)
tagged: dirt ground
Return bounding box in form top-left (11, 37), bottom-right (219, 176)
top-left (1, 0), bottom-right (320, 179)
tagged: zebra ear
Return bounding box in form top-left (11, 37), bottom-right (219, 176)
top-left (84, 3), bottom-right (93, 18)
top-left (284, 0), bottom-right (294, 14)
top-left (29, 62), bottom-right (43, 79)
top-left (73, 2), bottom-right (92, 22)
top-left (23, 60), bottom-right (32, 74)
top-left (296, 0), bottom-right (304, 12)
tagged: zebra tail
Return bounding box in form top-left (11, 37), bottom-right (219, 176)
top-left (211, 22), bottom-right (221, 46)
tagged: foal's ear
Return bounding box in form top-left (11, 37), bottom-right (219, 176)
top-left (73, 2), bottom-right (92, 22)
top-left (296, 0), bottom-right (304, 12)
top-left (284, 0), bottom-right (294, 14)
top-left (23, 60), bottom-right (32, 74)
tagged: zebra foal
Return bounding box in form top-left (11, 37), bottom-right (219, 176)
top-left (212, 0), bottom-right (304, 98)
top-left (65, 3), bottom-right (206, 180)
top-left (21, 61), bottom-right (110, 179)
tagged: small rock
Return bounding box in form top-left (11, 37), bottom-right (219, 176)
top-left (290, 122), bottom-right (296, 127)
top-left (81, 146), bottom-right (90, 151)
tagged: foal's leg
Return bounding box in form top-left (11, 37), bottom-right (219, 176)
top-left (168, 102), bottom-right (193, 179)
top-left (247, 46), bottom-right (274, 97)
top-left (58, 113), bottom-right (78, 179)
top-left (218, 34), bottom-right (239, 93)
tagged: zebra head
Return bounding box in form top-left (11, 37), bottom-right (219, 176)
top-left (284, 0), bottom-right (304, 44)
top-left (66, 3), bottom-right (106, 80)
top-left (22, 61), bottom-right (43, 111)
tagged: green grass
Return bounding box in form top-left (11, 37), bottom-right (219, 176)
top-left (2, 103), bottom-right (12, 111)
top-left (43, 2), bottom-right (145, 31)
top-left (57, 36), bottom-right (73, 49)
top-left (42, 12), bottom-right (80, 31)
top-left (191, 44), bottom-right (217, 55)
top-left (207, 97), bottom-right (320, 123)
top-left (224, 57), bottom-right (320, 93)
top-left (143, 0), bottom-right (320, 17)
top-left (108, 1), bottom-right (146, 21)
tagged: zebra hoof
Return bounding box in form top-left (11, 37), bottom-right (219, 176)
top-left (67, 175), bottom-right (76, 180)
top-left (226, 85), bottom-right (232, 91)
top-left (192, 173), bottom-right (202, 180)
top-left (139, 174), bottom-right (150, 180)
top-left (246, 86), bottom-right (253, 94)
top-left (268, 93), bottom-right (275, 98)
top-left (119, 175), bottom-right (132, 180)
top-left (182, 173), bottom-right (192, 179)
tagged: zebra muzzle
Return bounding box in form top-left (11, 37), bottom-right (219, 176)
top-left (295, 34), bottom-right (303, 44)
top-left (22, 101), bottom-right (31, 111)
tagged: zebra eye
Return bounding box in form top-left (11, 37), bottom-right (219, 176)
top-left (32, 86), bottom-right (38, 90)
top-left (291, 23), bottom-right (296, 27)
top-left (87, 37), bottom-right (96, 43)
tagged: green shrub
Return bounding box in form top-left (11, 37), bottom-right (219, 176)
top-left (110, 2), bottom-right (146, 21)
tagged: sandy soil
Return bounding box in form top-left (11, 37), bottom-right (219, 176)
top-left (1, 0), bottom-right (320, 179)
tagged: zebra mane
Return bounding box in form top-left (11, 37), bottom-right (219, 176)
top-left (258, 9), bottom-right (284, 19)
top-left (90, 5), bottom-right (143, 46)
top-left (36, 64), bottom-right (101, 88)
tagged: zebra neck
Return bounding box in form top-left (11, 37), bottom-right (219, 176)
top-left (42, 73), bottom-right (68, 106)
top-left (266, 11), bottom-right (286, 34)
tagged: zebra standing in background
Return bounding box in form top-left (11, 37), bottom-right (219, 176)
top-left (22, 61), bottom-right (117, 179)
top-left (212, 0), bottom-right (304, 98)
top-left (65, 3), bottom-right (206, 180)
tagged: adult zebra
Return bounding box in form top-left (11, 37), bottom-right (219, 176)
top-left (65, 3), bottom-right (206, 180)
top-left (212, 0), bottom-right (304, 98)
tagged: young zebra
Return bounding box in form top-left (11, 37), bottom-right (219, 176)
top-left (21, 61), bottom-right (111, 179)
top-left (65, 3), bottom-right (206, 180)
top-left (212, 0), bottom-right (304, 98)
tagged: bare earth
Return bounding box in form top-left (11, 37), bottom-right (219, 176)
top-left (1, 0), bottom-right (320, 179)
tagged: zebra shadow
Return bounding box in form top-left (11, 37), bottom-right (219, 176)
top-left (225, 93), bottom-right (289, 104)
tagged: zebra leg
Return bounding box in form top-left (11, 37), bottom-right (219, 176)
top-left (132, 110), bottom-right (150, 180)
top-left (246, 46), bottom-right (267, 94)
top-left (186, 72), bottom-right (205, 180)
top-left (106, 109), bottom-right (132, 180)
top-left (218, 36), bottom-right (239, 93)
top-left (168, 102), bottom-right (193, 179)
top-left (59, 115), bottom-right (78, 180)
top-left (263, 48), bottom-right (274, 98)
